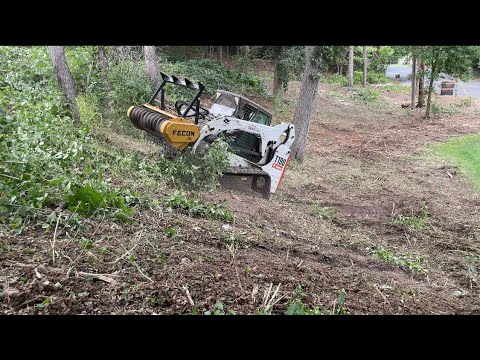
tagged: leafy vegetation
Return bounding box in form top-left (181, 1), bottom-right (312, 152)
top-left (0, 47), bottom-right (138, 233)
top-left (166, 191), bottom-right (233, 223)
top-left (351, 87), bottom-right (379, 103)
top-left (204, 302), bottom-right (236, 315)
top-left (433, 133), bottom-right (480, 190)
top-left (372, 247), bottom-right (424, 272)
top-left (153, 139), bottom-right (231, 190)
top-left (391, 204), bottom-right (429, 229)
top-left (322, 71), bottom-right (390, 86)
top-left (312, 204), bottom-right (336, 221)
top-left (285, 286), bottom-right (347, 315)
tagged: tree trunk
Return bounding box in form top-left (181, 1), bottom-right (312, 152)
top-left (97, 46), bottom-right (111, 94)
top-left (217, 46), bottom-right (223, 64)
top-left (290, 46), bottom-right (321, 163)
top-left (47, 46), bottom-right (80, 124)
top-left (339, 64), bottom-right (343, 75)
top-left (143, 46), bottom-right (158, 84)
top-left (417, 57), bottom-right (425, 108)
top-left (411, 56), bottom-right (416, 110)
top-left (273, 58), bottom-right (283, 98)
top-left (348, 46), bottom-right (354, 88)
top-left (273, 47), bottom-right (284, 98)
top-left (363, 46), bottom-right (367, 87)
top-left (202, 46), bottom-right (209, 59)
top-left (124, 46), bottom-right (132, 57)
top-left (425, 54), bottom-right (438, 119)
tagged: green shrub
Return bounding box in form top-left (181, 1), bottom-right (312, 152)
top-left (162, 59), bottom-right (267, 98)
top-left (322, 72), bottom-right (390, 86)
top-left (65, 46), bottom-right (102, 94)
top-left (431, 102), bottom-right (458, 116)
top-left (106, 57), bottom-right (155, 124)
top-left (166, 191), bottom-right (233, 223)
top-left (153, 139), bottom-right (231, 190)
top-left (232, 53), bottom-right (254, 72)
top-left (65, 180), bottom-right (135, 222)
top-left (0, 47), bottom-right (140, 233)
top-left (351, 87), bottom-right (379, 102)
top-left (322, 74), bottom-right (347, 85)
top-left (77, 93), bottom-right (102, 127)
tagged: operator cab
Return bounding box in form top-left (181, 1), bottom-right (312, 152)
top-left (210, 91), bottom-right (273, 163)
top-left (209, 90), bottom-right (272, 125)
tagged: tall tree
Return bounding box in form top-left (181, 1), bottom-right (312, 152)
top-left (423, 46), bottom-right (476, 118)
top-left (217, 46), bottom-right (223, 64)
top-left (348, 46), bottom-right (354, 87)
top-left (47, 46), bottom-right (80, 124)
top-left (425, 49), bottom-right (438, 119)
top-left (272, 46), bottom-right (284, 98)
top-left (417, 57), bottom-right (425, 108)
top-left (411, 56), bottom-right (416, 110)
top-left (363, 46), bottom-right (367, 87)
top-left (202, 46), bottom-right (209, 59)
top-left (290, 46), bottom-right (323, 162)
top-left (270, 46), bottom-right (304, 98)
top-left (97, 46), bottom-right (111, 94)
top-left (143, 46), bottom-right (158, 84)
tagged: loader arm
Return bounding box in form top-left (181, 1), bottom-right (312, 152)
top-left (193, 116), bottom-right (295, 197)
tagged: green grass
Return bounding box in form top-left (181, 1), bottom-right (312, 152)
top-left (433, 133), bottom-right (480, 190)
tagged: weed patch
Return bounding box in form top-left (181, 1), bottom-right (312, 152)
top-left (166, 191), bottom-right (233, 223)
top-left (372, 247), bottom-right (424, 272)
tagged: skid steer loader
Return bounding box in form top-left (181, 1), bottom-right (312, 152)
top-left (127, 73), bottom-right (295, 198)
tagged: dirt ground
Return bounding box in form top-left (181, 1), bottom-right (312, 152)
top-left (2, 62), bottom-right (480, 314)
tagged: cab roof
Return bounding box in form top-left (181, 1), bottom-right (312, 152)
top-left (216, 90), bottom-right (272, 118)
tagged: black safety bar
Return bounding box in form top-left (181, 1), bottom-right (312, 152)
top-left (148, 72), bottom-right (205, 124)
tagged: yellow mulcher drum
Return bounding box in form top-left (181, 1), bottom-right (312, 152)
top-left (127, 104), bottom-right (199, 150)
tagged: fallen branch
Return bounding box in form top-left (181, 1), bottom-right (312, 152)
top-left (0, 173), bottom-right (21, 181)
top-left (226, 242), bottom-right (244, 292)
top-left (251, 284), bottom-right (260, 304)
top-left (261, 283), bottom-right (284, 313)
top-left (3, 260), bottom-right (36, 269)
top-left (51, 214), bottom-right (61, 265)
top-left (133, 261), bottom-right (154, 283)
top-left (106, 231), bottom-right (143, 265)
top-left (373, 284), bottom-right (388, 304)
top-left (183, 285), bottom-right (195, 306)
top-left (76, 271), bottom-right (118, 284)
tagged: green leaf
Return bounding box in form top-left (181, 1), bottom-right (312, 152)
top-left (46, 211), bottom-right (57, 223)
top-left (164, 227), bottom-right (177, 238)
top-left (285, 302), bottom-right (306, 315)
top-left (18, 205), bottom-right (27, 217)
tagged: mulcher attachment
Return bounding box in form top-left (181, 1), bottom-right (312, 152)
top-left (128, 105), bottom-right (172, 133)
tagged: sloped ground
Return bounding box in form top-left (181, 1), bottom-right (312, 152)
top-left (2, 64), bottom-right (480, 314)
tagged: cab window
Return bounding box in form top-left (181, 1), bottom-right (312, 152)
top-left (252, 111), bottom-right (271, 125)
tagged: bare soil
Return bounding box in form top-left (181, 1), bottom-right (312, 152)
top-left (2, 63), bottom-right (480, 315)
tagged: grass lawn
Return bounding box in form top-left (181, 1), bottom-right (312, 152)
top-left (434, 133), bottom-right (480, 189)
